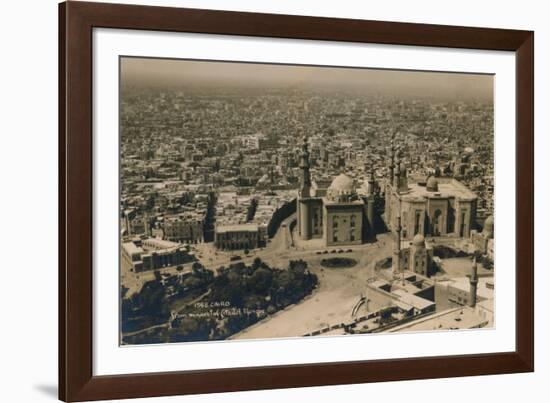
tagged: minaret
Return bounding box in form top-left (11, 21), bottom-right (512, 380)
top-left (367, 169), bottom-right (375, 235)
top-left (389, 133), bottom-right (396, 183)
top-left (386, 135), bottom-right (396, 231)
top-left (393, 214), bottom-right (402, 276)
top-left (299, 136), bottom-right (311, 198)
top-left (269, 165), bottom-right (274, 184)
top-left (468, 256), bottom-right (479, 307)
top-left (144, 212), bottom-right (150, 236)
top-left (297, 136), bottom-right (312, 240)
top-left (399, 160), bottom-right (409, 193)
top-left (394, 156), bottom-right (401, 189)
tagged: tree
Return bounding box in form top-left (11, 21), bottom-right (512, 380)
top-left (192, 261), bottom-right (205, 274)
top-left (252, 257), bottom-right (263, 271)
top-left (249, 267), bottom-right (273, 294)
top-left (183, 276), bottom-right (202, 290)
top-left (192, 261), bottom-right (212, 280)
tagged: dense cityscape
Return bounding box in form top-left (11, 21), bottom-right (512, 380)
top-left (120, 61), bottom-right (495, 345)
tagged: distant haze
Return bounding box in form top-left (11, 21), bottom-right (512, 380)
top-left (121, 57), bottom-right (493, 100)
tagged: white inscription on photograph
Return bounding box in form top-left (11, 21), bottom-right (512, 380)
top-left (119, 57), bottom-right (495, 345)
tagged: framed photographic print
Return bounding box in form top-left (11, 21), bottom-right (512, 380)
top-left (59, 1), bottom-right (534, 401)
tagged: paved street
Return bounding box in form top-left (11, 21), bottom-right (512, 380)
top-left (232, 232), bottom-right (393, 339)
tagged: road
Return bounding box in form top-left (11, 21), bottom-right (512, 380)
top-left (231, 233), bottom-right (394, 340)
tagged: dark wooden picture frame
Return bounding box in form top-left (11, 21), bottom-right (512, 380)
top-left (59, 1), bottom-right (534, 401)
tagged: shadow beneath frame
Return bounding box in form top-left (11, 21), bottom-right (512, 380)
top-left (34, 384), bottom-right (58, 399)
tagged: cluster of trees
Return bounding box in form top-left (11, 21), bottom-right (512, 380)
top-left (172, 258), bottom-right (318, 342)
top-left (121, 278), bottom-right (170, 334)
top-left (212, 258), bottom-right (316, 308)
top-left (121, 262), bottom-right (213, 335)
top-left (122, 258), bottom-right (318, 344)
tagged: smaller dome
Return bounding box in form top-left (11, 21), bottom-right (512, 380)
top-left (412, 234), bottom-right (425, 246)
top-left (426, 176), bottom-right (439, 192)
top-left (483, 215), bottom-right (494, 237)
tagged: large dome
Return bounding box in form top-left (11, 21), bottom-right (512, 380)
top-left (328, 173), bottom-right (355, 193)
top-left (326, 173), bottom-right (356, 202)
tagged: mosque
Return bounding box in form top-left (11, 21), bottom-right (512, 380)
top-left (296, 137), bottom-right (377, 246)
top-left (296, 133), bottom-right (480, 251)
top-left (384, 135), bottom-right (478, 241)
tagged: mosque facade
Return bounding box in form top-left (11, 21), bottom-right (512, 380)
top-left (384, 137), bottom-right (478, 241)
top-left (296, 137), bottom-right (378, 246)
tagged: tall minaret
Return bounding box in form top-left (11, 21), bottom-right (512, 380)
top-left (389, 132), bottom-right (396, 182)
top-left (398, 160), bottom-right (409, 193)
top-left (299, 135), bottom-right (311, 198)
top-left (367, 169), bottom-right (375, 235)
top-left (386, 134), bottom-right (396, 231)
top-left (468, 256), bottom-right (479, 307)
top-left (393, 214), bottom-right (402, 276)
top-left (394, 156), bottom-right (401, 189)
top-left (297, 136), bottom-right (312, 240)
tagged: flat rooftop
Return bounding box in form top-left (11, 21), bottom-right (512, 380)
top-left (322, 198), bottom-right (365, 207)
top-left (389, 306), bottom-right (490, 332)
top-left (141, 238), bottom-right (181, 250)
top-left (447, 277), bottom-right (495, 300)
top-left (398, 177), bottom-right (477, 201)
top-left (392, 289), bottom-right (435, 311)
top-left (122, 241), bottom-right (143, 255)
top-left (216, 223), bottom-right (259, 233)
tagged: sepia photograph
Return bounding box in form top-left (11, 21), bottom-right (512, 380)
top-left (119, 57), bottom-right (495, 346)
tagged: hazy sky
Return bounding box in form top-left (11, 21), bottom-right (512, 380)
top-left (121, 57), bottom-right (493, 100)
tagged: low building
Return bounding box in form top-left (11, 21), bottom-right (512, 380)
top-left (447, 274), bottom-right (494, 306)
top-left (214, 223), bottom-right (259, 250)
top-left (366, 274), bottom-right (436, 319)
top-left (392, 289), bottom-right (436, 315)
top-left (121, 237), bottom-right (195, 272)
top-left (122, 241), bottom-right (144, 272)
top-left (389, 306), bottom-right (491, 332)
top-left (163, 212), bottom-right (204, 243)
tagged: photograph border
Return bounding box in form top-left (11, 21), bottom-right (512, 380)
top-left (59, 1), bottom-right (534, 401)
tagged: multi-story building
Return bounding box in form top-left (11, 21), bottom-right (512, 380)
top-left (163, 212), bottom-right (204, 243)
top-left (214, 224), bottom-right (259, 250)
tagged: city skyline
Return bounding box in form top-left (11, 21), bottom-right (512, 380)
top-left (121, 57), bottom-right (494, 100)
